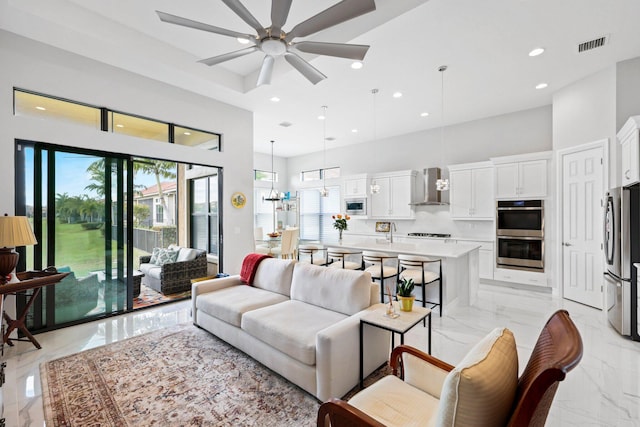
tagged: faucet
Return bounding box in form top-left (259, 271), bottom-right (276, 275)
top-left (388, 222), bottom-right (397, 243)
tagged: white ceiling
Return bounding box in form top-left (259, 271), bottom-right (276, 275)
top-left (3, 0), bottom-right (640, 157)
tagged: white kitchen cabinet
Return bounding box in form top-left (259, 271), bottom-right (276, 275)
top-left (449, 162), bottom-right (494, 220)
top-left (493, 268), bottom-right (548, 287)
top-left (455, 239), bottom-right (494, 280)
top-left (618, 116), bottom-right (640, 187)
top-left (369, 170), bottom-right (416, 219)
top-left (343, 175), bottom-right (368, 197)
top-left (491, 152), bottom-right (552, 199)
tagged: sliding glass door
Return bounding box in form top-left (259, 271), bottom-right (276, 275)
top-left (16, 141), bottom-right (132, 331)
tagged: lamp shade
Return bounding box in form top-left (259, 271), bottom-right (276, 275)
top-left (0, 216), bottom-right (38, 248)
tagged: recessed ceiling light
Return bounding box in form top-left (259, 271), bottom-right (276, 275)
top-left (351, 61), bottom-right (363, 69)
top-left (529, 47), bottom-right (545, 57)
top-left (237, 37), bottom-right (250, 45)
top-left (183, 132), bottom-right (191, 135)
top-left (393, 92), bottom-right (403, 98)
top-left (420, 112), bottom-right (429, 117)
top-left (35, 106), bottom-right (46, 111)
top-left (352, 129), bottom-right (358, 133)
top-left (270, 96), bottom-right (280, 102)
top-left (535, 83), bottom-right (548, 89)
top-left (116, 124), bottom-right (124, 128)
top-left (318, 115), bottom-right (325, 120)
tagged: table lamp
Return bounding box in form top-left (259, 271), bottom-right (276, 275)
top-left (0, 215), bottom-right (38, 285)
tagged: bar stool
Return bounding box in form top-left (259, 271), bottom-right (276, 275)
top-left (326, 248), bottom-right (363, 270)
top-left (363, 251), bottom-right (398, 303)
top-left (298, 244), bottom-right (328, 265)
top-left (398, 254), bottom-right (442, 316)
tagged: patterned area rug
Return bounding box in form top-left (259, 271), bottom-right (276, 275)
top-left (40, 324), bottom-right (322, 426)
top-left (133, 284), bottom-right (190, 309)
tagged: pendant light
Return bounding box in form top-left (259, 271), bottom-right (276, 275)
top-left (264, 140), bottom-right (281, 202)
top-left (370, 88), bottom-right (381, 194)
top-left (319, 105), bottom-right (330, 197)
top-left (436, 65), bottom-right (449, 191)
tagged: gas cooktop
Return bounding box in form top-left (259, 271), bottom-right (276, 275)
top-left (407, 232), bottom-right (452, 238)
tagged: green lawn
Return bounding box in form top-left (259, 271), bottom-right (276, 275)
top-left (32, 221), bottom-right (148, 277)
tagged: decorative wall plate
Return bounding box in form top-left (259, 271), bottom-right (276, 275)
top-left (231, 192), bottom-right (246, 208)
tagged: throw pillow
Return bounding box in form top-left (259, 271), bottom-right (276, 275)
top-left (436, 327), bottom-right (518, 427)
top-left (149, 247), bottom-right (162, 265)
top-left (155, 248), bottom-right (179, 266)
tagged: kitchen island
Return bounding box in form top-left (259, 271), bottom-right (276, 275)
top-left (326, 239), bottom-right (480, 311)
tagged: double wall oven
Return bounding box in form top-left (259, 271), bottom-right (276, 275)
top-left (496, 200), bottom-right (544, 271)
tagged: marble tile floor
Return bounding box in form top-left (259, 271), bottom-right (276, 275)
top-left (3, 283), bottom-right (639, 426)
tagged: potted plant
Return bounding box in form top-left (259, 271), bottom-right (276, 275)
top-left (396, 277), bottom-right (415, 312)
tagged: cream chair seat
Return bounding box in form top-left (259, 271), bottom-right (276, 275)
top-left (326, 248), bottom-right (363, 270)
top-left (362, 251), bottom-right (398, 303)
top-left (398, 254), bottom-right (442, 316)
top-left (253, 226), bottom-right (271, 255)
top-left (298, 244), bottom-right (328, 265)
top-left (317, 310), bottom-right (584, 427)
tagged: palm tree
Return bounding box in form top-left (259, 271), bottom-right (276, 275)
top-left (135, 160), bottom-right (177, 225)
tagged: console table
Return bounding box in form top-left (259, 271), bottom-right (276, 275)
top-left (1, 271), bottom-right (69, 349)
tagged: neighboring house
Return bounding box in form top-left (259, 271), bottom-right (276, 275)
top-left (135, 182), bottom-right (177, 228)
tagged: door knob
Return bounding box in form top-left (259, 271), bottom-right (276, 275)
top-left (563, 242), bottom-right (572, 246)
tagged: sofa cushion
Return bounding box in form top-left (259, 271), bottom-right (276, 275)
top-left (196, 285), bottom-right (288, 327)
top-left (241, 300), bottom-right (347, 366)
top-left (139, 263), bottom-right (162, 279)
top-left (149, 247), bottom-right (179, 265)
top-left (290, 263), bottom-right (372, 315)
top-left (252, 258), bottom-right (296, 296)
top-left (348, 375), bottom-right (440, 427)
top-left (177, 247), bottom-right (198, 262)
top-left (436, 327), bottom-right (518, 427)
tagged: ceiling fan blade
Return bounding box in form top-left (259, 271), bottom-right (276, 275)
top-left (198, 46), bottom-right (258, 66)
top-left (221, 0), bottom-right (267, 38)
top-left (286, 0), bottom-right (376, 41)
top-left (271, 0), bottom-right (293, 35)
top-left (292, 41), bottom-right (370, 60)
top-left (257, 56), bottom-right (276, 86)
top-left (284, 52), bottom-right (326, 85)
top-left (156, 11), bottom-right (254, 40)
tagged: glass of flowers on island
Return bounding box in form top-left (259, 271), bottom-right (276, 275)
top-left (332, 214), bottom-right (350, 242)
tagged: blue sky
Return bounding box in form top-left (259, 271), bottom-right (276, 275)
top-left (23, 149), bottom-right (162, 205)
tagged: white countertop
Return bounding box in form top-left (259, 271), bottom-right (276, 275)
top-left (323, 238), bottom-right (480, 259)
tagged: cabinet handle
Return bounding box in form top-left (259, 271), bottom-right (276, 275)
top-left (625, 169), bottom-right (631, 179)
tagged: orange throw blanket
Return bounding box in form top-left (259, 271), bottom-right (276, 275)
top-left (240, 253), bottom-right (271, 285)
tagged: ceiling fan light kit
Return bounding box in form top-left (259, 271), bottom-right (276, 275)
top-left (157, 0), bottom-right (377, 86)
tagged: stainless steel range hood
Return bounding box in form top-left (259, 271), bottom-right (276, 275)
top-left (410, 167), bottom-right (448, 205)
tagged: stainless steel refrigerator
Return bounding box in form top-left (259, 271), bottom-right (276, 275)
top-left (603, 185), bottom-right (639, 340)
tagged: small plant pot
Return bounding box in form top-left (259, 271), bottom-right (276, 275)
top-left (397, 295), bottom-right (415, 312)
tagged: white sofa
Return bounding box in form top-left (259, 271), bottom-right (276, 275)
top-left (192, 258), bottom-right (390, 402)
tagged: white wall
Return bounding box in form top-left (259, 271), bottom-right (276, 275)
top-left (616, 57), bottom-right (640, 132)
top-left (284, 105), bottom-right (552, 239)
top-left (0, 31), bottom-right (255, 274)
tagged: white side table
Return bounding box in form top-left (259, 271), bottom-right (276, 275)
top-left (359, 303), bottom-right (432, 388)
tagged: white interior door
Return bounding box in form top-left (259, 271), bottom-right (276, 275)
top-left (562, 144), bottom-right (604, 309)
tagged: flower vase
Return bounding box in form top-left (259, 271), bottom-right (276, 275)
top-left (338, 229), bottom-right (343, 243)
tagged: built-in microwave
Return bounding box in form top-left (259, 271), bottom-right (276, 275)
top-left (345, 197), bottom-right (367, 215)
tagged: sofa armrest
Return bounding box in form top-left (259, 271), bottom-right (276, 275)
top-left (139, 255), bottom-right (151, 266)
top-left (317, 398), bottom-right (385, 427)
top-left (315, 307), bottom-right (390, 402)
top-left (191, 275), bottom-right (243, 324)
top-left (390, 345), bottom-right (454, 399)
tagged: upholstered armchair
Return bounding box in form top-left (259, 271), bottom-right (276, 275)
top-left (317, 310), bottom-right (583, 427)
top-left (54, 271), bottom-right (101, 324)
top-left (139, 246), bottom-right (207, 295)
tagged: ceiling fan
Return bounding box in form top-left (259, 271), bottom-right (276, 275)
top-left (156, 0), bottom-right (376, 86)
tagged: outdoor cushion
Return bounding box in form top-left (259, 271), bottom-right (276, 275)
top-left (196, 285), bottom-right (288, 327)
top-left (177, 247), bottom-right (198, 262)
top-left (241, 300), bottom-right (347, 365)
top-left (290, 263), bottom-right (372, 315)
top-left (437, 327), bottom-right (518, 427)
top-left (348, 375), bottom-right (440, 427)
top-left (139, 264), bottom-right (162, 279)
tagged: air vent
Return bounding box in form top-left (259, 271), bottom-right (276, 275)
top-left (279, 121), bottom-right (292, 127)
top-left (578, 35), bottom-right (608, 53)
